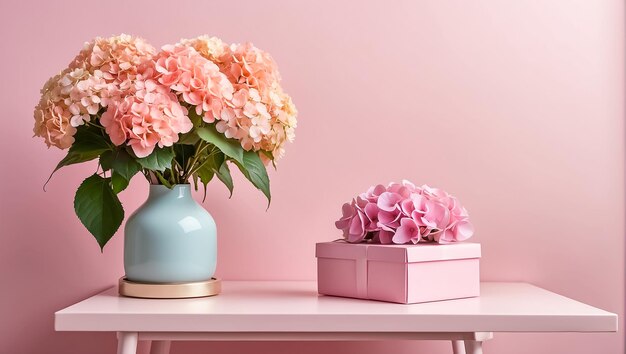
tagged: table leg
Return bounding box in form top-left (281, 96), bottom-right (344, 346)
top-left (150, 340), bottom-right (171, 354)
top-left (452, 340), bottom-right (466, 354)
top-left (464, 340), bottom-right (483, 354)
top-left (117, 332), bottom-right (138, 354)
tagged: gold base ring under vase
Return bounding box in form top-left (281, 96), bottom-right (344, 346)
top-left (118, 277), bottom-right (221, 299)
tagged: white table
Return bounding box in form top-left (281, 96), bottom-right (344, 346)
top-left (55, 281), bottom-right (617, 354)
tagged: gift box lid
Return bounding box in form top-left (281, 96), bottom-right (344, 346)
top-left (316, 241), bottom-right (480, 263)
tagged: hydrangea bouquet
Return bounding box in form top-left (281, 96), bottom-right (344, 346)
top-left (34, 34), bottom-right (297, 249)
top-left (335, 181), bottom-right (474, 244)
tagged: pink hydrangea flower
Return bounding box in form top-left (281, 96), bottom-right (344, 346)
top-left (377, 192), bottom-right (403, 212)
top-left (360, 184), bottom-right (386, 202)
top-left (335, 202), bottom-right (368, 243)
top-left (393, 218), bottom-right (421, 244)
top-left (335, 181), bottom-right (474, 245)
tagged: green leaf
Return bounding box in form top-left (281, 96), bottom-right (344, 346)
top-left (100, 149), bottom-right (141, 193)
top-left (196, 166), bottom-right (214, 204)
top-left (197, 168), bottom-right (214, 186)
top-left (260, 150), bottom-right (274, 161)
top-left (52, 125), bottom-right (111, 172)
top-left (235, 151), bottom-right (271, 205)
top-left (112, 149), bottom-right (142, 180)
top-left (215, 160), bottom-right (234, 197)
top-left (136, 148), bottom-right (175, 172)
top-left (194, 152), bottom-right (226, 202)
top-left (99, 150), bottom-right (114, 171)
top-left (44, 125), bottom-right (112, 191)
top-left (196, 125), bottom-right (270, 203)
top-left (178, 131), bottom-right (200, 145)
top-left (196, 152), bottom-right (224, 186)
top-left (197, 126), bottom-right (244, 164)
top-left (74, 174), bottom-right (124, 251)
top-left (261, 150), bottom-right (277, 170)
top-left (192, 173), bottom-right (199, 191)
top-left (111, 172), bottom-right (130, 193)
top-left (188, 110), bottom-right (204, 128)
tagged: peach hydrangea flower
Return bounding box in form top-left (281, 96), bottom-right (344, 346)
top-left (34, 34), bottom-right (156, 149)
top-left (33, 72), bottom-right (77, 149)
top-left (181, 36), bottom-right (297, 160)
top-left (180, 35), bottom-right (230, 64)
top-left (34, 66), bottom-right (113, 148)
top-left (34, 34), bottom-right (297, 162)
top-left (69, 34), bottom-right (156, 89)
top-left (100, 77), bottom-right (193, 158)
top-left (153, 44), bottom-right (234, 120)
top-left (65, 34), bottom-right (157, 126)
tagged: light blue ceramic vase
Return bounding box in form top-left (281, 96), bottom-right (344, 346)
top-left (124, 184), bottom-right (217, 283)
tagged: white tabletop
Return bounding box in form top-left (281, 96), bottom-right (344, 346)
top-left (55, 281), bottom-right (617, 333)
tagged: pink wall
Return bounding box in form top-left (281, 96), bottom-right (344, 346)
top-left (0, 0), bottom-right (623, 353)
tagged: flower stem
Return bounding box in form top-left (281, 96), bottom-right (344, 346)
top-left (186, 147), bottom-right (218, 178)
top-left (154, 171), bottom-right (172, 188)
top-left (183, 141), bottom-right (212, 181)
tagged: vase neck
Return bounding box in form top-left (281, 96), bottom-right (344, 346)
top-left (148, 184), bottom-right (193, 202)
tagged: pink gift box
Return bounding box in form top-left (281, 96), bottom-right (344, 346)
top-left (316, 241), bottom-right (481, 304)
